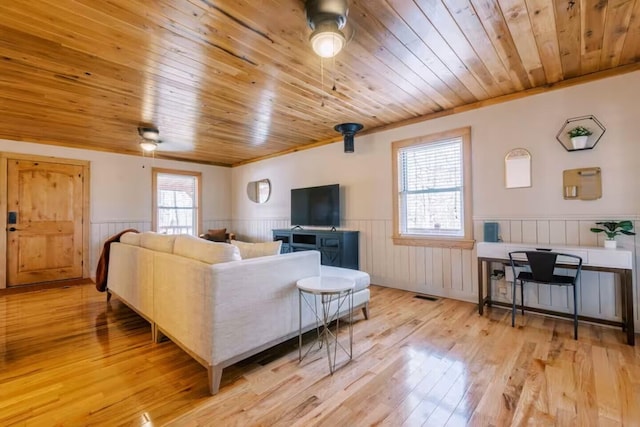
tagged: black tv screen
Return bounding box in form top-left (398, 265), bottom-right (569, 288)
top-left (291, 184), bottom-right (340, 227)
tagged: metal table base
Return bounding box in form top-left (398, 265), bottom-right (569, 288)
top-left (298, 288), bottom-right (353, 374)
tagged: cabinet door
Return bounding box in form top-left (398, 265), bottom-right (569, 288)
top-left (319, 236), bottom-right (341, 249)
top-left (320, 247), bottom-right (341, 266)
top-left (318, 235), bottom-right (342, 267)
top-left (280, 243), bottom-right (292, 254)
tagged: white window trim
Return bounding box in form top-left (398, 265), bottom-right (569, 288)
top-left (152, 168), bottom-right (202, 236)
top-left (391, 127), bottom-right (474, 250)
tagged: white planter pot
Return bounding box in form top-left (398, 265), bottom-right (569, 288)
top-left (604, 239), bottom-right (617, 249)
top-left (571, 135), bottom-right (589, 149)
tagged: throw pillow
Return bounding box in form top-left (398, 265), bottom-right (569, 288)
top-left (174, 234), bottom-right (241, 264)
top-left (207, 228), bottom-right (227, 242)
top-left (230, 240), bottom-right (282, 259)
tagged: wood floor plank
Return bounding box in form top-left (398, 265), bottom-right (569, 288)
top-left (0, 284), bottom-right (639, 426)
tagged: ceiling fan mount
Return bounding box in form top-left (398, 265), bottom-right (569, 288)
top-left (137, 126), bottom-right (162, 152)
top-left (305, 0), bottom-right (350, 58)
top-left (305, 0), bottom-right (348, 31)
top-left (335, 122), bottom-right (363, 153)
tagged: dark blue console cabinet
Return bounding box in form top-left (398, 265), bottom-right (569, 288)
top-left (272, 229), bottom-right (359, 270)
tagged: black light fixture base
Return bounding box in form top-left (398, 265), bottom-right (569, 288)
top-left (137, 126), bottom-right (159, 138)
top-left (334, 122), bottom-right (364, 153)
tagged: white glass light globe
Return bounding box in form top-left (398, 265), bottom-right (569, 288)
top-left (139, 140), bottom-right (158, 152)
top-left (310, 28), bottom-right (346, 58)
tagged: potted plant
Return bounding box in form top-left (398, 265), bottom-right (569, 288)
top-left (590, 220), bottom-right (636, 249)
top-left (567, 126), bottom-right (593, 149)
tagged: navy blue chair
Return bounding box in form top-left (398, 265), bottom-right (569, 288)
top-left (508, 251), bottom-right (583, 339)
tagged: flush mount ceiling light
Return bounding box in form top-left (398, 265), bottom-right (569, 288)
top-left (137, 127), bottom-right (161, 152)
top-left (306, 0), bottom-right (348, 58)
top-left (310, 22), bottom-right (346, 58)
top-left (335, 122), bottom-right (363, 153)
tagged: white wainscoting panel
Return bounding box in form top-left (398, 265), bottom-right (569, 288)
top-left (90, 217), bottom-right (639, 330)
top-left (232, 217), bottom-right (639, 330)
top-left (231, 218), bottom-right (479, 302)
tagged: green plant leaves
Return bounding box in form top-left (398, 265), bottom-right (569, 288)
top-left (591, 220), bottom-right (636, 239)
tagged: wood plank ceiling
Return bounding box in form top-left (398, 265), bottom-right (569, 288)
top-left (0, 0), bottom-right (639, 166)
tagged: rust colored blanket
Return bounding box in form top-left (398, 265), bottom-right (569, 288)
top-left (95, 229), bottom-right (138, 292)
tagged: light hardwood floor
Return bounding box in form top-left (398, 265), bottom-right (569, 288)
top-left (1, 284), bottom-right (639, 426)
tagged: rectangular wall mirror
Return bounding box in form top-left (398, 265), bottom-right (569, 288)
top-left (505, 148), bottom-right (531, 189)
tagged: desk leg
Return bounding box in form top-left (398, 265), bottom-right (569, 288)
top-left (623, 270), bottom-right (635, 346)
top-left (478, 259), bottom-right (484, 315)
top-left (298, 290), bottom-right (303, 361)
top-left (486, 264), bottom-right (492, 308)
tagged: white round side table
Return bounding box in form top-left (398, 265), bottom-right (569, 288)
top-left (296, 275), bottom-right (355, 374)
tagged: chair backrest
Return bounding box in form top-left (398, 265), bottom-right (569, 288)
top-left (508, 250), bottom-right (583, 284)
top-left (525, 251), bottom-right (558, 282)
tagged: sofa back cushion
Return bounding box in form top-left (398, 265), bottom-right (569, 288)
top-left (230, 240), bottom-right (282, 259)
top-left (174, 234), bottom-right (241, 264)
top-left (120, 231), bottom-right (141, 246)
top-left (140, 232), bottom-right (176, 253)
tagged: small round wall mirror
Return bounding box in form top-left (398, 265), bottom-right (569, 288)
top-left (247, 179), bottom-right (271, 203)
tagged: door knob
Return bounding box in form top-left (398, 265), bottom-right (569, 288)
top-left (8, 227), bottom-right (16, 232)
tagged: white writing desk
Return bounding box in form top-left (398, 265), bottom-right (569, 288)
top-left (477, 242), bottom-right (634, 345)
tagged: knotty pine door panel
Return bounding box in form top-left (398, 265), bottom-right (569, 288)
top-left (7, 159), bottom-right (84, 286)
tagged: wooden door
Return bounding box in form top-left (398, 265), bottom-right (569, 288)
top-left (7, 159), bottom-right (84, 286)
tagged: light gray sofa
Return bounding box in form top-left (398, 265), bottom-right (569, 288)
top-left (106, 232), bottom-right (370, 395)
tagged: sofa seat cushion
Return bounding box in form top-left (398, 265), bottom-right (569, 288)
top-left (321, 265), bottom-right (370, 292)
top-left (174, 234), bottom-right (241, 264)
top-left (230, 240), bottom-right (282, 259)
top-left (140, 232), bottom-right (176, 253)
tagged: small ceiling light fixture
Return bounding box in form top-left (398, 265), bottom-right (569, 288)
top-left (137, 127), bottom-right (161, 152)
top-left (306, 0), bottom-right (348, 58)
top-left (335, 122), bottom-right (363, 153)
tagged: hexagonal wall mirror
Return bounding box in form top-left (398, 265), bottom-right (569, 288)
top-left (556, 115), bottom-right (606, 152)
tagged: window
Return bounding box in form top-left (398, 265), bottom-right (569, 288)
top-left (392, 127), bottom-right (473, 249)
top-left (152, 168), bottom-right (202, 236)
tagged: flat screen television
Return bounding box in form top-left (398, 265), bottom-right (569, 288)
top-left (291, 184), bottom-right (340, 227)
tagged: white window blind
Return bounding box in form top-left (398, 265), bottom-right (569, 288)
top-left (156, 173), bottom-right (198, 235)
top-left (398, 137), bottom-right (464, 237)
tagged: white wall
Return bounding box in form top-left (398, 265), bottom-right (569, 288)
top-left (0, 140), bottom-right (232, 274)
top-left (231, 71), bottom-right (640, 328)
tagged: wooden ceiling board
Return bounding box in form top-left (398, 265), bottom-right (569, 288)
top-left (581, 0), bottom-right (608, 74)
top-left (389, 0), bottom-right (491, 101)
top-left (352, 0), bottom-right (462, 109)
top-left (441, 0), bottom-right (518, 92)
top-left (620, 0), bottom-right (640, 64)
top-left (416, 0), bottom-right (509, 96)
top-left (470, 0), bottom-right (533, 90)
top-left (0, 0), bottom-right (638, 166)
top-left (498, 0), bottom-right (546, 86)
top-left (600, 0), bottom-right (636, 68)
top-left (525, 0), bottom-right (563, 84)
top-left (554, 0), bottom-right (582, 78)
